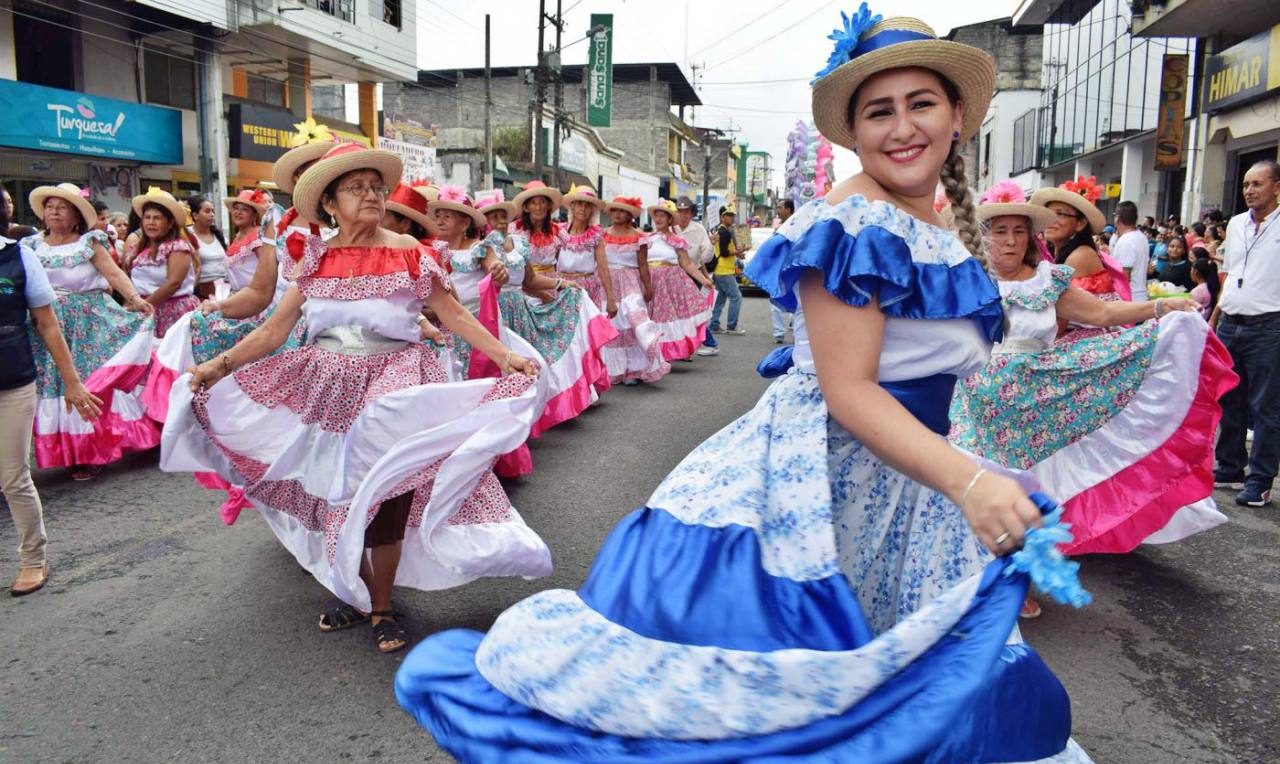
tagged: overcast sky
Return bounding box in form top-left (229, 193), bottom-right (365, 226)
top-left (417, 0), bottom-right (1022, 192)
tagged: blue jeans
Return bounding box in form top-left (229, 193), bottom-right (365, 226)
top-left (710, 275), bottom-right (742, 331)
top-left (702, 327), bottom-right (718, 347)
top-left (770, 304), bottom-right (791, 338)
top-left (1214, 315), bottom-right (1280, 489)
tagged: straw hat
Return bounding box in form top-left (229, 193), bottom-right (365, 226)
top-left (512, 180), bottom-right (563, 210)
top-left (1030, 177), bottom-right (1106, 234)
top-left (976, 180), bottom-right (1055, 231)
top-left (272, 118), bottom-right (338, 193)
top-left (604, 196), bottom-right (643, 218)
top-left (648, 198), bottom-right (680, 222)
top-left (562, 183), bottom-right (605, 209)
top-left (474, 189), bottom-right (516, 217)
top-left (428, 185), bottom-right (486, 228)
top-left (291, 143), bottom-right (403, 226)
top-left (809, 6), bottom-right (994, 150)
top-left (131, 186), bottom-right (187, 226)
top-left (28, 183), bottom-right (97, 229)
top-left (385, 182), bottom-right (435, 232)
top-left (224, 188), bottom-right (270, 219)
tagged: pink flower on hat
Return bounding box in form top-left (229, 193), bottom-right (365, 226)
top-left (474, 190), bottom-right (505, 208)
top-left (981, 180), bottom-right (1028, 205)
top-left (437, 185), bottom-right (470, 204)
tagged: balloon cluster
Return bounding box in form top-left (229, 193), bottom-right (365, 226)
top-left (785, 121), bottom-right (835, 203)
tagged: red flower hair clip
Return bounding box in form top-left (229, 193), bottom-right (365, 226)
top-left (1060, 175), bottom-right (1102, 204)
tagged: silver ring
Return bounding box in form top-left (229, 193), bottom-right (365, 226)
top-left (994, 532), bottom-right (1011, 546)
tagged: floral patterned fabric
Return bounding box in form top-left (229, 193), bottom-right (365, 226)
top-left (188, 306), bottom-right (305, 366)
top-left (27, 291), bottom-right (151, 398)
top-left (497, 289), bottom-right (581, 366)
top-left (951, 320), bottom-right (1158, 470)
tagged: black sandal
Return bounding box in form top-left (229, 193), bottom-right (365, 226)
top-left (318, 603), bottom-right (370, 632)
top-left (371, 610), bottom-right (408, 654)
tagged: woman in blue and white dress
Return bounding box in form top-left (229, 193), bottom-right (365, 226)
top-left (395, 9), bottom-right (1092, 762)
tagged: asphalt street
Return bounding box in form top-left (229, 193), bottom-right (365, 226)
top-left (2, 296), bottom-right (1276, 763)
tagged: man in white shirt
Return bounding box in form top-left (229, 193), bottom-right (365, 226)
top-left (1110, 201), bottom-right (1149, 301)
top-left (675, 196), bottom-right (719, 357)
top-left (1210, 160), bottom-right (1280, 507)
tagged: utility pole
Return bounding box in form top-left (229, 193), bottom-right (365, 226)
top-left (484, 14), bottom-right (493, 190)
top-left (551, 0), bottom-right (564, 190)
top-left (702, 136), bottom-right (713, 227)
top-left (534, 0), bottom-right (547, 183)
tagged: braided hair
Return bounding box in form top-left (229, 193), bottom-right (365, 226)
top-left (939, 147), bottom-right (984, 270)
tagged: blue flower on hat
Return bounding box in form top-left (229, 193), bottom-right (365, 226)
top-left (811, 3), bottom-right (883, 85)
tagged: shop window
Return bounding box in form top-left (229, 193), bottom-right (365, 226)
top-left (1012, 109), bottom-right (1038, 176)
top-left (247, 74), bottom-right (286, 107)
top-left (312, 84), bottom-right (346, 121)
top-left (981, 132), bottom-right (992, 178)
top-left (310, 0), bottom-right (355, 23)
top-left (13, 2), bottom-right (76, 91)
top-left (144, 47), bottom-right (196, 110)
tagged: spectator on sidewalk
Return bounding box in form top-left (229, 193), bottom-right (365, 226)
top-left (1211, 159), bottom-right (1280, 507)
top-left (1111, 201), bottom-right (1149, 301)
top-left (675, 196), bottom-right (720, 357)
top-left (771, 199), bottom-right (796, 342)
top-left (709, 205), bottom-right (745, 336)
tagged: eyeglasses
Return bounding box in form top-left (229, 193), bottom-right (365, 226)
top-left (1052, 210), bottom-right (1082, 221)
top-left (335, 182), bottom-right (390, 199)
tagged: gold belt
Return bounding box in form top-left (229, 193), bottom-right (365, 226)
top-left (649, 261), bottom-right (679, 268)
top-left (531, 263), bottom-right (556, 274)
top-left (559, 271), bottom-right (595, 278)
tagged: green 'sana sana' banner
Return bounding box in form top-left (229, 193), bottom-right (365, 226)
top-left (588, 14), bottom-right (613, 127)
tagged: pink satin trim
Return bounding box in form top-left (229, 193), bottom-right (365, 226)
top-left (1099, 253), bottom-right (1132, 301)
top-left (466, 275), bottom-right (503, 380)
top-left (83, 360), bottom-right (150, 396)
top-left (195, 471), bottom-right (253, 526)
top-left (494, 444), bottom-right (533, 478)
top-left (529, 316), bottom-right (616, 437)
top-left (141, 352), bottom-right (178, 423)
top-left (32, 409), bottom-right (159, 468)
top-left (1061, 331), bottom-right (1237, 554)
top-left (659, 322), bottom-right (709, 361)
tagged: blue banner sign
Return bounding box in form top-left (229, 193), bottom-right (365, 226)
top-left (0, 79), bottom-right (183, 164)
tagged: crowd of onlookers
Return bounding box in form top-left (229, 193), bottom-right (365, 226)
top-left (1094, 207), bottom-right (1228, 318)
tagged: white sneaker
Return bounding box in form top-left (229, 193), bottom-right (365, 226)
top-left (696, 346), bottom-right (719, 356)
top-left (723, 328), bottom-right (746, 336)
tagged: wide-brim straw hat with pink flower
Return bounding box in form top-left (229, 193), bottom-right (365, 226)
top-left (28, 183), bottom-right (97, 228)
top-left (512, 180), bottom-right (563, 210)
top-left (224, 188), bottom-right (271, 218)
top-left (978, 180), bottom-right (1055, 231)
top-left (604, 196), bottom-right (643, 218)
top-left (1029, 176), bottom-right (1107, 234)
top-left (563, 184), bottom-right (605, 209)
top-left (429, 185), bottom-right (487, 228)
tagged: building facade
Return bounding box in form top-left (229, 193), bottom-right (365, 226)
top-left (0, 0), bottom-right (416, 222)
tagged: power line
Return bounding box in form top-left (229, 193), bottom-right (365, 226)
top-left (706, 1), bottom-right (834, 71)
top-left (688, 0), bottom-right (798, 57)
top-left (423, 0), bottom-right (483, 31)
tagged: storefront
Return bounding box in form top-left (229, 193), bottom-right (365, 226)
top-left (0, 79), bottom-right (183, 223)
top-left (1201, 24), bottom-right (1280, 216)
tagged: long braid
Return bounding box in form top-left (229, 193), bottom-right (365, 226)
top-left (939, 148), bottom-right (987, 272)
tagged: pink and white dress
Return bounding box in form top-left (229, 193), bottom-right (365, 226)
top-left (24, 230), bottom-right (158, 467)
top-left (644, 231), bottom-right (713, 361)
top-left (160, 237), bottom-right (553, 610)
top-left (131, 239), bottom-right (200, 338)
top-left (555, 224), bottom-right (607, 309)
top-left (600, 231), bottom-right (669, 384)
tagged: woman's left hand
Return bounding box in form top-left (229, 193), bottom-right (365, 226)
top-left (126, 295), bottom-right (155, 314)
top-left (1160, 298), bottom-right (1196, 314)
top-left (503, 353), bottom-right (540, 378)
top-left (486, 262), bottom-right (509, 286)
top-left (418, 317), bottom-right (444, 343)
top-left (642, 285), bottom-right (654, 303)
top-left (63, 382), bottom-right (104, 420)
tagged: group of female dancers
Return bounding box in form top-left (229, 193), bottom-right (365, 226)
top-left (2, 2), bottom-right (1239, 759)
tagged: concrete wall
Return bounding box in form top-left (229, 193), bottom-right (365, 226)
top-left (948, 22), bottom-right (1042, 92)
top-left (975, 89), bottom-right (1043, 195)
top-left (79, 17), bottom-right (141, 102)
top-left (237, 0), bottom-right (418, 81)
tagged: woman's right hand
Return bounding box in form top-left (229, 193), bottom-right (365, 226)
top-left (187, 359), bottom-right (227, 391)
top-left (199, 299), bottom-right (221, 315)
top-left (606, 299), bottom-right (618, 318)
top-left (126, 295), bottom-right (155, 314)
top-left (957, 471), bottom-right (1043, 555)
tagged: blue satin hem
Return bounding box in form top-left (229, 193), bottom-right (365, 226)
top-left (743, 220), bottom-right (1003, 343)
top-left (579, 507), bottom-right (874, 652)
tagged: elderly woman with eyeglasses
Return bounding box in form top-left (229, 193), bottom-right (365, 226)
top-left (162, 144), bottom-right (551, 655)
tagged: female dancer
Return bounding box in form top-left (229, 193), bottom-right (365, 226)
top-left (187, 196), bottom-right (228, 300)
top-left (396, 10), bottom-right (1091, 761)
top-left (24, 183), bottom-right (155, 479)
top-left (477, 190), bottom-right (615, 434)
top-left (161, 144), bottom-right (548, 654)
top-left (598, 196), bottom-right (668, 385)
top-left (384, 182), bottom-right (438, 244)
top-left (949, 188), bottom-right (1235, 618)
top-left (555, 185), bottom-right (610, 314)
top-left (2, 203), bottom-right (101, 595)
top-left (645, 198), bottom-right (714, 361)
top-left (128, 188), bottom-right (199, 337)
top-left (1031, 178), bottom-right (1126, 343)
top-left (508, 180), bottom-right (561, 276)
top-left (1190, 257), bottom-right (1220, 319)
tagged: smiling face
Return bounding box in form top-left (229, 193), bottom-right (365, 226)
top-left (1043, 201), bottom-right (1086, 246)
top-left (1242, 163), bottom-right (1280, 214)
top-left (42, 197), bottom-right (83, 235)
top-left (322, 169), bottom-right (388, 229)
top-left (849, 67), bottom-right (964, 200)
top-left (525, 195), bottom-right (550, 222)
top-left (985, 215), bottom-right (1033, 277)
top-left (230, 202), bottom-right (258, 230)
top-left (141, 204), bottom-right (174, 241)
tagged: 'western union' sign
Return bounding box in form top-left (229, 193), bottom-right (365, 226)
top-left (1205, 24), bottom-right (1280, 112)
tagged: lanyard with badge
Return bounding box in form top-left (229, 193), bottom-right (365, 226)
top-left (1237, 214), bottom-right (1275, 288)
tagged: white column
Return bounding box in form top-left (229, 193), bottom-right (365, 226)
top-left (1118, 139), bottom-right (1146, 212)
